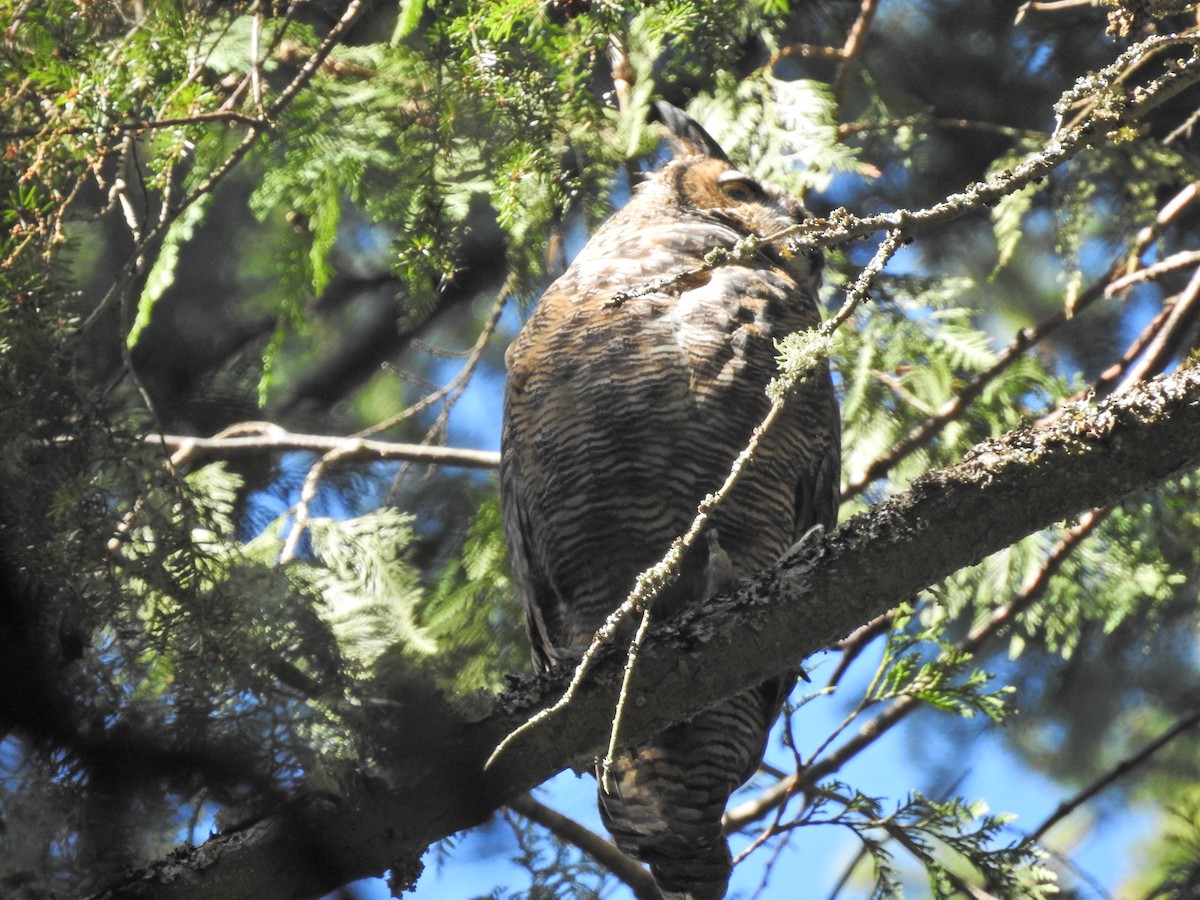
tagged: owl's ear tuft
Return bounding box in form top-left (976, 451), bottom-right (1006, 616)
top-left (651, 101), bottom-right (731, 163)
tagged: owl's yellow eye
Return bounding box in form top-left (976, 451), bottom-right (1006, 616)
top-left (717, 174), bottom-right (762, 203)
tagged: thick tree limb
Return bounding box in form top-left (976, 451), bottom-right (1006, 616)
top-left (90, 365), bottom-right (1200, 900)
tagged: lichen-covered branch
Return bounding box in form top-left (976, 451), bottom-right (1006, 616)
top-left (91, 365), bottom-right (1200, 900)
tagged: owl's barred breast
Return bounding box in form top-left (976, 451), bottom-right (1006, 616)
top-left (503, 212), bottom-right (835, 663)
top-left (500, 105), bottom-right (840, 899)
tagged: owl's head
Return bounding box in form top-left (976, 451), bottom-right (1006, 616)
top-left (650, 101), bottom-right (820, 277)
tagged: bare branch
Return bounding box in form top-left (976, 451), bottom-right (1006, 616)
top-left (826, 611), bottom-right (895, 688)
top-left (1015, 0), bottom-right (1096, 25)
top-left (1025, 705), bottom-right (1200, 846)
top-left (378, 276), bottom-right (515, 503)
top-left (838, 115), bottom-right (1043, 140)
top-left (0, 111), bottom-right (270, 141)
top-left (1105, 248), bottom-right (1200, 296)
top-left (357, 274), bottom-right (514, 440)
top-left (279, 443), bottom-right (353, 564)
top-left (144, 429), bottom-right (500, 471)
top-left (833, 0), bottom-right (881, 105)
top-left (822, 228), bottom-right (904, 336)
top-left (1112, 266), bottom-right (1200, 394)
top-left (843, 176), bottom-right (1200, 499)
top-left (508, 793), bottom-right (663, 900)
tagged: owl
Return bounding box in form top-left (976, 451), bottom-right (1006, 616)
top-left (500, 102), bottom-right (840, 900)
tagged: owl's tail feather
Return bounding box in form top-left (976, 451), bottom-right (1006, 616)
top-left (598, 687), bottom-right (778, 900)
top-left (646, 843), bottom-right (731, 900)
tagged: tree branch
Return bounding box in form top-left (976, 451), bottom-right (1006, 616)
top-left (88, 365), bottom-right (1200, 900)
top-left (786, 35), bottom-right (1200, 257)
top-left (1025, 705), bottom-right (1200, 846)
top-left (508, 793), bottom-right (663, 900)
top-left (145, 429), bottom-right (500, 471)
top-left (81, 0), bottom-right (369, 333)
top-left (833, 0), bottom-right (881, 105)
top-left (726, 506), bottom-right (1110, 832)
top-left (843, 176), bottom-right (1200, 498)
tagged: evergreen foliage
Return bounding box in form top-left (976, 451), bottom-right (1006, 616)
top-left (4, 0), bottom-right (1200, 898)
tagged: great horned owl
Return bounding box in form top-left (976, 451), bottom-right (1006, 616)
top-left (500, 102), bottom-right (840, 900)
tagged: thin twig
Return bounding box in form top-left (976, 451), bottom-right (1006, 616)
top-left (1091, 301), bottom-right (1176, 398)
top-left (732, 777), bottom-right (802, 868)
top-left (360, 272), bottom-right (515, 439)
top-left (1105, 248), bottom-right (1200, 296)
top-left (0, 111), bottom-right (269, 141)
top-left (826, 611), bottom-right (896, 688)
top-left (601, 604), bottom-right (655, 792)
top-left (725, 510), bottom-right (1109, 831)
top-left (145, 429), bottom-right (500, 470)
top-left (509, 793), bottom-right (663, 900)
top-left (842, 316), bottom-right (1047, 499)
top-left (833, 0), bottom-right (880, 105)
top-left (822, 230), bottom-right (905, 336)
top-left (1015, 0), bottom-right (1096, 24)
top-left (1025, 706), bottom-right (1200, 845)
top-left (81, 0), bottom-right (367, 332)
top-left (843, 178), bottom-right (1200, 499)
top-left (743, 817), bottom-right (797, 899)
top-left (379, 278), bottom-right (515, 504)
top-left (1113, 265), bottom-right (1200, 393)
top-left (839, 115), bottom-right (1043, 140)
top-left (280, 275), bottom-right (511, 553)
top-left (279, 442), bottom-right (360, 564)
top-left (1048, 260), bottom-right (1200, 419)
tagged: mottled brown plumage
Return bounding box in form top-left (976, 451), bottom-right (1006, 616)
top-left (500, 103), bottom-right (840, 900)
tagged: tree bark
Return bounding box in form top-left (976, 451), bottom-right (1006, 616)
top-left (89, 365), bottom-right (1200, 900)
